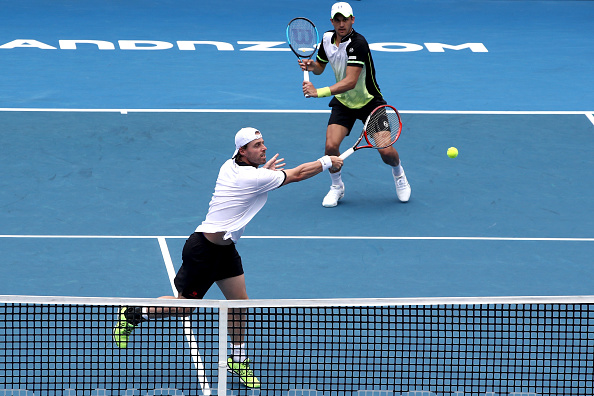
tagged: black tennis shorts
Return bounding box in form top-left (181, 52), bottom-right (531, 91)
top-left (327, 97), bottom-right (388, 135)
top-left (174, 232), bottom-right (244, 299)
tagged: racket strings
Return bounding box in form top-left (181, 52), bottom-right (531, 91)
top-left (365, 109), bottom-right (401, 149)
top-left (287, 19), bottom-right (318, 56)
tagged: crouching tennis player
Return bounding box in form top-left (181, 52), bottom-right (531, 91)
top-left (113, 127), bottom-right (343, 388)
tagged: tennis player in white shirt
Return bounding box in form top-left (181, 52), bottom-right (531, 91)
top-left (114, 127), bottom-right (343, 388)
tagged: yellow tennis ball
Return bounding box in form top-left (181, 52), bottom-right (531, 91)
top-left (447, 147), bottom-right (458, 158)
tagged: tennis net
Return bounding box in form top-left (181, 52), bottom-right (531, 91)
top-left (1, 295), bottom-right (593, 396)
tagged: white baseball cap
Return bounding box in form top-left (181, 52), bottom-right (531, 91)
top-left (331, 2), bottom-right (353, 19)
top-left (233, 127), bottom-right (262, 158)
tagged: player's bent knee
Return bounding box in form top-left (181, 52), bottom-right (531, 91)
top-left (325, 143), bottom-right (341, 156)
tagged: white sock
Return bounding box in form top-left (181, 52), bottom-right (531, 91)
top-left (330, 170), bottom-right (343, 187)
top-left (392, 163), bottom-right (404, 177)
top-left (141, 307), bottom-right (150, 321)
top-left (230, 343), bottom-right (247, 363)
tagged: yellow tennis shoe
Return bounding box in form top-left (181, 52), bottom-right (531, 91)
top-left (227, 357), bottom-right (261, 388)
top-left (113, 307), bottom-right (137, 348)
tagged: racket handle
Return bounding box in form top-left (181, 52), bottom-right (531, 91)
top-left (303, 70), bottom-right (311, 98)
top-left (340, 148), bottom-right (354, 159)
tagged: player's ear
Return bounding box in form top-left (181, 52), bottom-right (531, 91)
top-left (238, 143), bottom-right (249, 158)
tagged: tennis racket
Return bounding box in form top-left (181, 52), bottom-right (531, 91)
top-left (286, 17), bottom-right (319, 97)
top-left (340, 105), bottom-right (402, 159)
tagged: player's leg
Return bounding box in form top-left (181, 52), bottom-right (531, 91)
top-left (325, 123), bottom-right (350, 157)
top-left (322, 123), bottom-right (350, 207)
top-left (217, 274), bottom-right (248, 348)
top-left (114, 232), bottom-right (210, 348)
top-left (378, 146), bottom-right (411, 202)
top-left (113, 295), bottom-right (199, 348)
top-left (217, 275), bottom-right (260, 388)
top-left (378, 145), bottom-right (400, 166)
top-left (149, 295), bottom-right (196, 318)
top-left (213, 243), bottom-right (248, 353)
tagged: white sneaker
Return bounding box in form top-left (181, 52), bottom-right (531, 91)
top-left (394, 171), bottom-right (411, 202)
top-left (322, 185), bottom-right (345, 208)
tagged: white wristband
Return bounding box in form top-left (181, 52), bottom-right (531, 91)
top-left (318, 155), bottom-right (332, 171)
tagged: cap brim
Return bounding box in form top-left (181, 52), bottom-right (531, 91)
top-left (332, 12), bottom-right (352, 18)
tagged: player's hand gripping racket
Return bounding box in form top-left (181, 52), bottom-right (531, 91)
top-left (286, 17), bottom-right (319, 97)
top-left (340, 105), bottom-right (402, 159)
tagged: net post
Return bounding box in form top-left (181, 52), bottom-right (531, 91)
top-left (217, 301), bottom-right (229, 396)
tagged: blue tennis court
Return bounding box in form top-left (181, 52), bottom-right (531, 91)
top-left (1, 1), bottom-right (593, 395)
top-left (1, 0), bottom-right (593, 312)
top-left (1, 110), bottom-right (592, 299)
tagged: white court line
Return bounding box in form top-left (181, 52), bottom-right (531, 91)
top-left (158, 237), bottom-right (179, 296)
top-left (1, 107), bottom-right (594, 115)
top-left (1, 234), bottom-right (592, 241)
top-left (158, 237), bottom-right (212, 396)
top-left (586, 113), bottom-right (594, 126)
top-left (0, 108), bottom-right (330, 114)
top-left (0, 234), bottom-right (182, 238)
top-left (242, 236), bottom-right (594, 242)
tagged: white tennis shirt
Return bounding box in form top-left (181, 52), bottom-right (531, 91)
top-left (195, 159), bottom-right (286, 243)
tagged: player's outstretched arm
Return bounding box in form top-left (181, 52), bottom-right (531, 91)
top-left (281, 155), bottom-right (342, 186)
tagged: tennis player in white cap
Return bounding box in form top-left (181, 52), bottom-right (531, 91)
top-left (114, 127), bottom-right (343, 388)
top-left (299, 1), bottom-right (412, 207)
